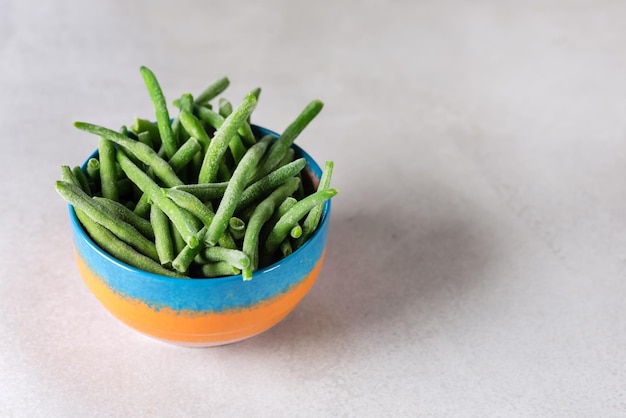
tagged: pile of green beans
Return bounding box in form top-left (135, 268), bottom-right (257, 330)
top-left (55, 66), bottom-right (337, 280)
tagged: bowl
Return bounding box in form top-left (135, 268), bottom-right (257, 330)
top-left (68, 126), bottom-right (331, 347)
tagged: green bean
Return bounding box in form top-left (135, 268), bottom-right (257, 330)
top-left (130, 117), bottom-right (161, 147)
top-left (171, 222), bottom-right (187, 255)
top-left (75, 122), bottom-right (183, 188)
top-left (237, 158), bottom-right (306, 210)
top-left (205, 135), bottom-right (272, 246)
top-left (241, 177), bottom-right (300, 280)
top-left (297, 161), bottom-right (334, 247)
top-left (172, 93), bottom-right (193, 146)
top-left (150, 203), bottom-right (175, 266)
top-left (137, 131), bottom-right (153, 149)
top-left (130, 136), bottom-right (202, 218)
top-left (246, 88), bottom-right (261, 126)
top-left (116, 149), bottom-right (200, 248)
top-left (228, 217), bottom-right (246, 240)
top-left (199, 261), bottom-right (240, 278)
top-left (165, 188), bottom-right (215, 227)
top-left (72, 166), bottom-right (92, 195)
top-left (218, 97), bottom-right (233, 118)
top-left (74, 207), bottom-right (183, 278)
top-left (133, 194), bottom-right (151, 219)
top-left (61, 165), bottom-right (80, 187)
top-left (55, 180), bottom-right (159, 260)
top-left (139, 66), bottom-right (177, 158)
top-left (165, 188), bottom-right (238, 250)
top-left (93, 197), bottom-right (155, 240)
top-left (277, 197), bottom-right (297, 217)
top-left (290, 224), bottom-right (302, 239)
top-left (167, 137), bottom-right (201, 173)
top-left (197, 94), bottom-right (256, 184)
top-left (194, 76), bottom-right (230, 105)
top-left (197, 100), bottom-right (257, 148)
top-left (276, 148), bottom-right (295, 169)
top-left (202, 246), bottom-right (250, 270)
top-left (86, 158), bottom-right (100, 182)
top-left (217, 160), bottom-right (233, 181)
top-left (179, 109), bottom-right (211, 150)
top-left (193, 105), bottom-right (223, 129)
top-left (169, 182), bottom-right (229, 201)
top-left (264, 188), bottom-right (337, 256)
top-left (266, 196), bottom-right (297, 235)
top-left (171, 227), bottom-right (207, 273)
top-left (193, 105), bottom-right (247, 164)
top-left (250, 87), bottom-right (261, 101)
top-left (252, 100), bottom-right (323, 181)
top-left (99, 138), bottom-right (119, 201)
top-left (280, 239), bottom-right (293, 258)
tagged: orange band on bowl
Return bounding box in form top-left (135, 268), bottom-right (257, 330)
top-left (75, 249), bottom-right (325, 345)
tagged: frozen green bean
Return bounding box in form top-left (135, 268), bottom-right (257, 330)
top-left (253, 100), bottom-right (323, 181)
top-left (56, 180), bottom-right (159, 260)
top-left (241, 177), bottom-right (300, 280)
top-left (75, 207), bottom-right (183, 278)
top-left (194, 76), bottom-right (230, 105)
top-left (205, 136), bottom-right (272, 246)
top-left (94, 197), bottom-right (155, 240)
top-left (237, 158), bottom-right (306, 210)
top-left (202, 246), bottom-right (250, 270)
top-left (199, 261), bottom-right (240, 278)
top-left (99, 138), bottom-right (118, 201)
top-left (116, 149), bottom-right (200, 248)
top-left (264, 188), bottom-right (337, 256)
top-left (139, 66), bottom-right (177, 158)
top-left (86, 158), bottom-right (100, 181)
top-left (297, 161), bottom-right (334, 246)
top-left (151, 203), bottom-right (175, 266)
top-left (75, 122), bottom-right (183, 188)
top-left (197, 94), bottom-right (257, 183)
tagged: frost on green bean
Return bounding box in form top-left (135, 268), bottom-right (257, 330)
top-left (99, 138), bottom-right (119, 201)
top-left (55, 180), bottom-right (159, 261)
top-left (151, 204), bottom-right (175, 267)
top-left (75, 122), bottom-right (183, 188)
top-left (237, 158), bottom-right (307, 210)
top-left (199, 261), bottom-right (240, 278)
top-left (241, 177), bottom-right (301, 280)
top-left (205, 135), bottom-right (272, 246)
top-left (94, 197), bottom-right (155, 240)
top-left (296, 161), bottom-right (334, 247)
top-left (252, 99), bottom-right (323, 181)
top-left (264, 188), bottom-right (338, 257)
top-left (197, 92), bottom-right (255, 183)
top-left (116, 149), bottom-right (200, 249)
top-left (74, 207), bottom-right (184, 278)
top-left (86, 158), bottom-right (100, 182)
top-left (169, 182), bottom-right (229, 202)
top-left (194, 76), bottom-right (230, 105)
top-left (179, 109), bottom-right (211, 150)
top-left (72, 166), bottom-right (92, 195)
top-left (139, 66), bottom-right (177, 158)
top-left (228, 217), bottom-right (246, 240)
top-left (202, 246), bottom-right (250, 270)
top-left (130, 118), bottom-right (161, 147)
top-left (192, 105), bottom-right (248, 165)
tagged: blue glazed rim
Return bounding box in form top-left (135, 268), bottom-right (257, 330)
top-left (69, 125), bottom-right (331, 291)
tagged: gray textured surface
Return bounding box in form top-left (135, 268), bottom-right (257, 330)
top-left (1, 0), bottom-right (625, 416)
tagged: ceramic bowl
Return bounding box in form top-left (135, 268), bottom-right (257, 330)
top-left (68, 126), bottom-right (331, 347)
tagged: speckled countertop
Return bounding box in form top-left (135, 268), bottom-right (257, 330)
top-left (2, 1), bottom-right (625, 416)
